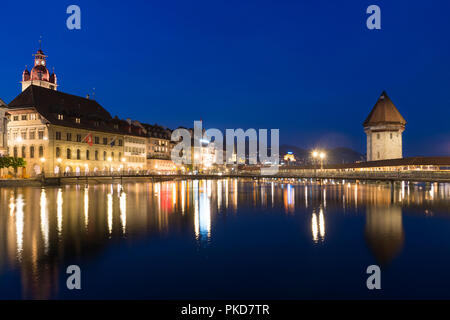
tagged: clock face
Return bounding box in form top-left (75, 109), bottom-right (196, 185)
top-left (41, 60), bottom-right (45, 65)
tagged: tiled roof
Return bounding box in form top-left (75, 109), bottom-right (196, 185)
top-left (7, 85), bottom-right (145, 137)
top-left (363, 91), bottom-right (406, 127)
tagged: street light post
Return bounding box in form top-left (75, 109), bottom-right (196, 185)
top-left (319, 152), bottom-right (325, 170)
top-left (40, 157), bottom-right (46, 182)
top-left (57, 158), bottom-right (62, 177)
top-left (311, 150), bottom-right (326, 181)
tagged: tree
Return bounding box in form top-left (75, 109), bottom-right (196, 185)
top-left (9, 157), bottom-right (26, 178)
top-left (0, 156), bottom-right (12, 178)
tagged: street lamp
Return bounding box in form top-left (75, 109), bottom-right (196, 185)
top-left (107, 157), bottom-right (113, 175)
top-left (312, 150), bottom-right (326, 170)
top-left (56, 158), bottom-right (62, 177)
top-left (319, 152), bottom-right (326, 170)
top-left (40, 157), bottom-right (46, 178)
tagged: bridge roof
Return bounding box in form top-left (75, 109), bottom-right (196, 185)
top-left (244, 156), bottom-right (450, 171)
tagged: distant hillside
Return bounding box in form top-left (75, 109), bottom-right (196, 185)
top-left (280, 145), bottom-right (365, 165)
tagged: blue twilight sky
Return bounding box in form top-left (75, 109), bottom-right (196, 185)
top-left (0, 0), bottom-right (449, 155)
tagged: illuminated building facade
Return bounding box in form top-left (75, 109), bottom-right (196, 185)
top-left (6, 48), bottom-right (147, 177)
top-left (0, 98), bottom-right (8, 156)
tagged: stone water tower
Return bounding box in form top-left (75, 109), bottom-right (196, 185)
top-left (363, 91), bottom-right (406, 161)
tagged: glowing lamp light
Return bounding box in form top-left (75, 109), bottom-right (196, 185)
top-left (57, 158), bottom-right (62, 163)
top-left (107, 157), bottom-right (112, 162)
top-left (40, 157), bottom-right (46, 163)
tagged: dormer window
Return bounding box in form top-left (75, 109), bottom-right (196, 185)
top-left (57, 114), bottom-right (64, 120)
top-left (114, 124), bottom-right (118, 129)
top-left (94, 121), bottom-right (99, 127)
top-left (75, 118), bottom-right (81, 124)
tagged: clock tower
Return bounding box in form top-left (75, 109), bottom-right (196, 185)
top-left (21, 47), bottom-right (58, 92)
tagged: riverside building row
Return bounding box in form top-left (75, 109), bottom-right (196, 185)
top-left (0, 47), bottom-right (175, 177)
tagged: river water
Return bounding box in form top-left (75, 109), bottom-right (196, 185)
top-left (0, 179), bottom-right (449, 299)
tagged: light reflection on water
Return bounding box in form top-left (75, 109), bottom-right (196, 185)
top-left (0, 179), bottom-right (449, 299)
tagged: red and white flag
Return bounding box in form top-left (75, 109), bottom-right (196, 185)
top-left (83, 133), bottom-right (93, 146)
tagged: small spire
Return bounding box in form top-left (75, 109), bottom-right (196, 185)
top-left (39, 36), bottom-right (42, 49)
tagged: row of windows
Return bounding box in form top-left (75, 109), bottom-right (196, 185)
top-left (10, 146), bottom-right (44, 159)
top-left (128, 156), bottom-right (146, 163)
top-left (10, 130), bottom-right (45, 141)
top-left (55, 147), bottom-right (123, 162)
top-left (11, 114), bottom-right (40, 121)
top-left (155, 140), bottom-right (169, 146)
top-left (376, 133), bottom-right (399, 140)
top-left (125, 146), bottom-right (145, 154)
top-left (55, 131), bottom-right (123, 146)
top-left (125, 137), bottom-right (146, 144)
top-left (152, 146), bottom-right (168, 153)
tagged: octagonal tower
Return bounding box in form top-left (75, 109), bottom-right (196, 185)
top-left (364, 91), bottom-right (406, 161)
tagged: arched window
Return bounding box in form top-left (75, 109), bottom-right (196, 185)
top-left (86, 150), bottom-right (90, 160)
top-left (95, 150), bottom-right (98, 161)
top-left (67, 149), bottom-right (71, 159)
top-left (56, 147), bottom-right (61, 158)
top-left (13, 147), bottom-right (18, 158)
top-left (77, 149), bottom-right (81, 160)
top-left (21, 146), bottom-right (26, 158)
top-left (30, 146), bottom-right (35, 158)
top-left (111, 152), bottom-right (114, 161)
top-left (39, 146), bottom-right (44, 158)
top-left (103, 151), bottom-right (106, 161)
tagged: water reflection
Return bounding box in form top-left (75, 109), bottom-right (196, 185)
top-left (0, 179), bottom-right (449, 299)
top-left (365, 205), bottom-right (404, 265)
top-left (312, 207), bottom-right (326, 243)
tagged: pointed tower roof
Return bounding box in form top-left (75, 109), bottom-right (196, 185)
top-left (363, 91), bottom-right (406, 127)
